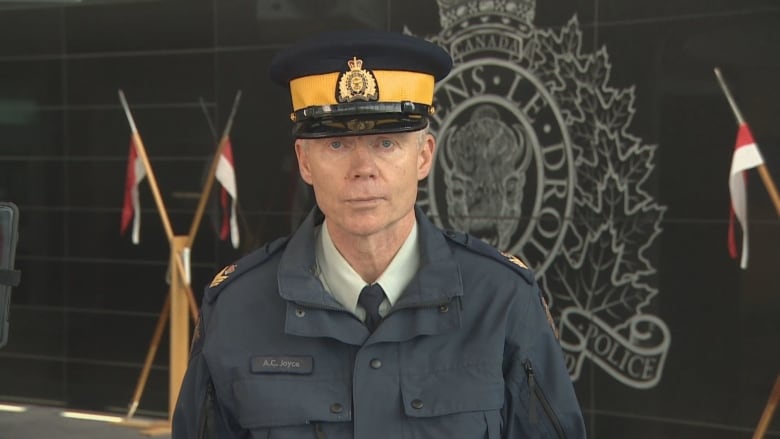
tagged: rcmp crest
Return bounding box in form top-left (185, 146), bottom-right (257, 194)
top-left (413, 0), bottom-right (671, 389)
top-left (337, 57), bottom-right (379, 103)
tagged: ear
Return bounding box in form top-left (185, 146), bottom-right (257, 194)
top-left (417, 133), bottom-right (435, 180)
top-left (295, 140), bottom-right (314, 185)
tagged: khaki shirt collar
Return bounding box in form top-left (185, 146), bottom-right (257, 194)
top-left (316, 219), bottom-right (420, 317)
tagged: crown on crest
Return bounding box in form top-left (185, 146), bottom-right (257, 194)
top-left (436, 0), bottom-right (535, 29)
top-left (347, 56), bottom-right (363, 71)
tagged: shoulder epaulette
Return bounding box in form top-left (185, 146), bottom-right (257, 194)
top-left (442, 230), bottom-right (534, 285)
top-left (204, 237), bottom-right (289, 304)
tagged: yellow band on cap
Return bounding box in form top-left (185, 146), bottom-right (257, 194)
top-left (289, 70), bottom-right (435, 112)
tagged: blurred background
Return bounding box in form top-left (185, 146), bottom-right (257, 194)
top-left (0, 0), bottom-right (778, 438)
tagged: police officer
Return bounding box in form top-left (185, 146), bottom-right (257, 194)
top-left (173, 29), bottom-right (586, 438)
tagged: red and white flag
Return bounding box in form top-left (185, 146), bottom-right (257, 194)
top-left (216, 138), bottom-right (239, 248)
top-left (728, 123), bottom-right (765, 269)
top-left (120, 138), bottom-right (147, 244)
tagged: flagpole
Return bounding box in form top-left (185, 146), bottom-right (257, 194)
top-left (186, 91), bottom-right (242, 245)
top-left (119, 87), bottom-right (198, 331)
top-left (118, 90), bottom-right (175, 241)
top-left (118, 90), bottom-right (198, 428)
top-left (714, 68), bottom-right (780, 218)
top-left (199, 97), bottom-right (254, 248)
top-left (713, 69), bottom-right (780, 439)
top-left (116, 89), bottom-right (199, 317)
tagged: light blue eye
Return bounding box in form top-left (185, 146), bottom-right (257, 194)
top-left (330, 140), bottom-right (343, 149)
top-left (380, 139), bottom-right (394, 148)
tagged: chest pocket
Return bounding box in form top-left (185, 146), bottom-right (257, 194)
top-left (232, 376), bottom-right (352, 437)
top-left (400, 365), bottom-right (504, 438)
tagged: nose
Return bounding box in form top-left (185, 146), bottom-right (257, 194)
top-left (348, 143), bottom-right (377, 179)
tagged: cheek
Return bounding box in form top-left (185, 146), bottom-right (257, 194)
top-left (400, 164), bottom-right (422, 196)
top-left (309, 164), bottom-right (343, 192)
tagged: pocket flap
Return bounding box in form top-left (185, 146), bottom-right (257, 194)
top-left (233, 377), bottom-right (352, 428)
top-left (400, 365), bottom-right (504, 418)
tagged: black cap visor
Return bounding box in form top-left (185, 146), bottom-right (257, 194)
top-left (292, 101), bottom-right (431, 138)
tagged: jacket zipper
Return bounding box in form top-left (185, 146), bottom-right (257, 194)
top-left (314, 422), bottom-right (327, 439)
top-left (198, 380), bottom-right (216, 439)
top-left (524, 360), bottom-right (566, 439)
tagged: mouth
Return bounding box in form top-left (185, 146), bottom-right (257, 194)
top-left (345, 197), bottom-right (384, 206)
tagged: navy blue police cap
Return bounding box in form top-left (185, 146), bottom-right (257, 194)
top-left (269, 29), bottom-right (452, 138)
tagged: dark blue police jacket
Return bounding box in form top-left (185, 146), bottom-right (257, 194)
top-left (173, 207), bottom-right (586, 438)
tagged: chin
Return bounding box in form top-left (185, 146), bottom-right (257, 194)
top-left (340, 219), bottom-right (386, 237)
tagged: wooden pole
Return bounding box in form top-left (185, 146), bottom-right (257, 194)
top-left (117, 92), bottom-right (198, 433)
top-left (118, 92), bottom-right (244, 432)
top-left (118, 90), bottom-right (175, 242)
top-left (118, 91), bottom-right (199, 317)
top-left (752, 374), bottom-right (780, 439)
top-left (198, 95), bottom-right (255, 248)
top-left (125, 261), bottom-right (198, 419)
top-left (187, 91), bottom-right (242, 246)
top-left (168, 236), bottom-right (190, 420)
top-left (126, 293), bottom-right (170, 419)
top-left (713, 68), bottom-right (780, 217)
top-left (118, 93), bottom-right (200, 316)
top-left (173, 252), bottom-right (200, 321)
top-left (756, 166), bottom-right (780, 218)
top-left (714, 68), bottom-right (780, 438)
top-left (120, 239), bottom-right (191, 436)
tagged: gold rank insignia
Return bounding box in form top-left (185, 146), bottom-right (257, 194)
top-left (210, 264), bottom-right (236, 288)
top-left (500, 251), bottom-right (528, 269)
top-left (337, 57), bottom-right (379, 103)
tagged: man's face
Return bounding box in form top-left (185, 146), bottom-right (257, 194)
top-left (295, 130), bottom-right (435, 238)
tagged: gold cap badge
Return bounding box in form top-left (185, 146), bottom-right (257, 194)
top-left (337, 57), bottom-right (379, 103)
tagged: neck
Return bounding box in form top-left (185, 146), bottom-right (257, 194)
top-left (326, 213), bottom-right (415, 284)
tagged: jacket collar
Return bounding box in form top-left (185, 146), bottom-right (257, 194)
top-left (278, 206), bottom-right (463, 310)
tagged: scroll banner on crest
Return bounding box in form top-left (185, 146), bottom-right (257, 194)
top-left (559, 308), bottom-right (670, 389)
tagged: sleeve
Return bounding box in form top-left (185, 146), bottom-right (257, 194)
top-left (172, 349), bottom-right (214, 438)
top-left (171, 309), bottom-right (236, 439)
top-left (503, 282), bottom-right (587, 438)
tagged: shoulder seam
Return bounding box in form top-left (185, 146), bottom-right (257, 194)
top-left (442, 230), bottom-right (534, 285)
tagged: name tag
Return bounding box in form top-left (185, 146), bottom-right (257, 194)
top-left (250, 356), bottom-right (313, 374)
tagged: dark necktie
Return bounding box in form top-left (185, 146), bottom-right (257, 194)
top-left (358, 283), bottom-right (385, 333)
